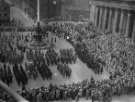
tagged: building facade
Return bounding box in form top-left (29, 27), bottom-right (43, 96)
top-left (20, 0), bottom-right (62, 20)
top-left (0, 0), bottom-right (10, 26)
top-left (62, 0), bottom-right (90, 21)
top-left (42, 0), bottom-right (62, 19)
top-left (89, 0), bottom-right (135, 41)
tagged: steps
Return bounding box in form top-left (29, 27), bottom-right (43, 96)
top-left (10, 7), bottom-right (34, 27)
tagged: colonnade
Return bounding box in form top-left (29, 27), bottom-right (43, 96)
top-left (93, 5), bottom-right (135, 38)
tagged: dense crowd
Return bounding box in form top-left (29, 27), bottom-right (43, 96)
top-left (1, 72), bottom-right (135, 102)
top-left (11, 71), bottom-right (135, 102)
top-left (0, 29), bottom-right (77, 87)
top-left (0, 64), bottom-right (13, 86)
top-left (43, 22), bottom-right (135, 101)
top-left (74, 42), bottom-right (104, 74)
top-left (0, 21), bottom-right (135, 102)
top-left (26, 48), bottom-right (77, 66)
top-left (46, 22), bottom-right (104, 74)
top-left (13, 64), bottom-right (28, 86)
top-left (25, 48), bottom-right (77, 80)
top-left (57, 63), bottom-right (72, 78)
top-left (59, 49), bottom-right (77, 64)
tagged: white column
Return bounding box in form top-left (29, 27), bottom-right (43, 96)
top-left (133, 20), bottom-right (135, 42)
top-left (122, 13), bottom-right (127, 34)
top-left (125, 13), bottom-right (131, 37)
top-left (119, 10), bottom-right (124, 33)
top-left (102, 8), bottom-right (107, 31)
top-left (113, 9), bottom-right (119, 33)
top-left (108, 8), bottom-right (112, 31)
top-left (94, 7), bottom-right (98, 27)
top-left (98, 7), bottom-right (103, 30)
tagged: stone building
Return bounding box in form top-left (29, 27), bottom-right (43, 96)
top-left (42, 0), bottom-right (62, 19)
top-left (0, 0), bottom-right (10, 26)
top-left (62, 0), bottom-right (90, 21)
top-left (19, 0), bottom-right (62, 20)
top-left (89, 0), bottom-right (135, 40)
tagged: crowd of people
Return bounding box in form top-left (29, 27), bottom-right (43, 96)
top-left (38, 22), bottom-right (135, 102)
top-left (59, 49), bottom-right (77, 64)
top-left (1, 71), bottom-right (135, 102)
top-left (0, 20), bottom-right (135, 102)
top-left (25, 48), bottom-right (77, 80)
top-left (0, 47), bottom-right (77, 87)
top-left (0, 63), bottom-right (28, 87)
top-left (8, 71), bottom-right (133, 102)
top-left (26, 48), bottom-right (77, 66)
top-left (74, 42), bottom-right (104, 74)
top-left (0, 27), bottom-right (78, 87)
top-left (13, 64), bottom-right (28, 86)
top-left (46, 22), bottom-right (104, 74)
top-left (0, 32), bottom-right (25, 64)
top-left (0, 64), bottom-right (13, 86)
top-left (57, 63), bottom-right (72, 78)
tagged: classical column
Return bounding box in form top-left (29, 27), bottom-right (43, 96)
top-left (121, 13), bottom-right (125, 34)
top-left (94, 7), bottom-right (98, 27)
top-left (108, 8), bottom-right (113, 32)
top-left (102, 7), bottom-right (107, 31)
top-left (133, 20), bottom-right (135, 43)
top-left (98, 7), bottom-right (103, 30)
top-left (125, 13), bottom-right (131, 37)
top-left (119, 10), bottom-right (124, 33)
top-left (113, 9), bottom-right (119, 33)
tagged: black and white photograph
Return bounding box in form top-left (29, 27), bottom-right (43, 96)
top-left (0, 0), bottom-right (135, 102)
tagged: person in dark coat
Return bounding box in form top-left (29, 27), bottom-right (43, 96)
top-left (13, 64), bottom-right (21, 86)
top-left (19, 64), bottom-right (28, 86)
top-left (0, 66), bottom-right (5, 82)
top-left (3, 64), bottom-right (8, 84)
top-left (7, 65), bottom-right (13, 86)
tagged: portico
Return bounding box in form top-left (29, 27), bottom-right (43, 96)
top-left (89, 0), bottom-right (135, 40)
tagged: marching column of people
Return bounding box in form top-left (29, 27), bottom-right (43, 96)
top-left (57, 63), bottom-right (72, 78)
top-left (0, 47), bottom-right (77, 86)
top-left (13, 64), bottom-right (28, 86)
top-left (0, 64), bottom-right (13, 86)
top-left (25, 48), bottom-right (76, 80)
top-left (0, 27), bottom-right (78, 87)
